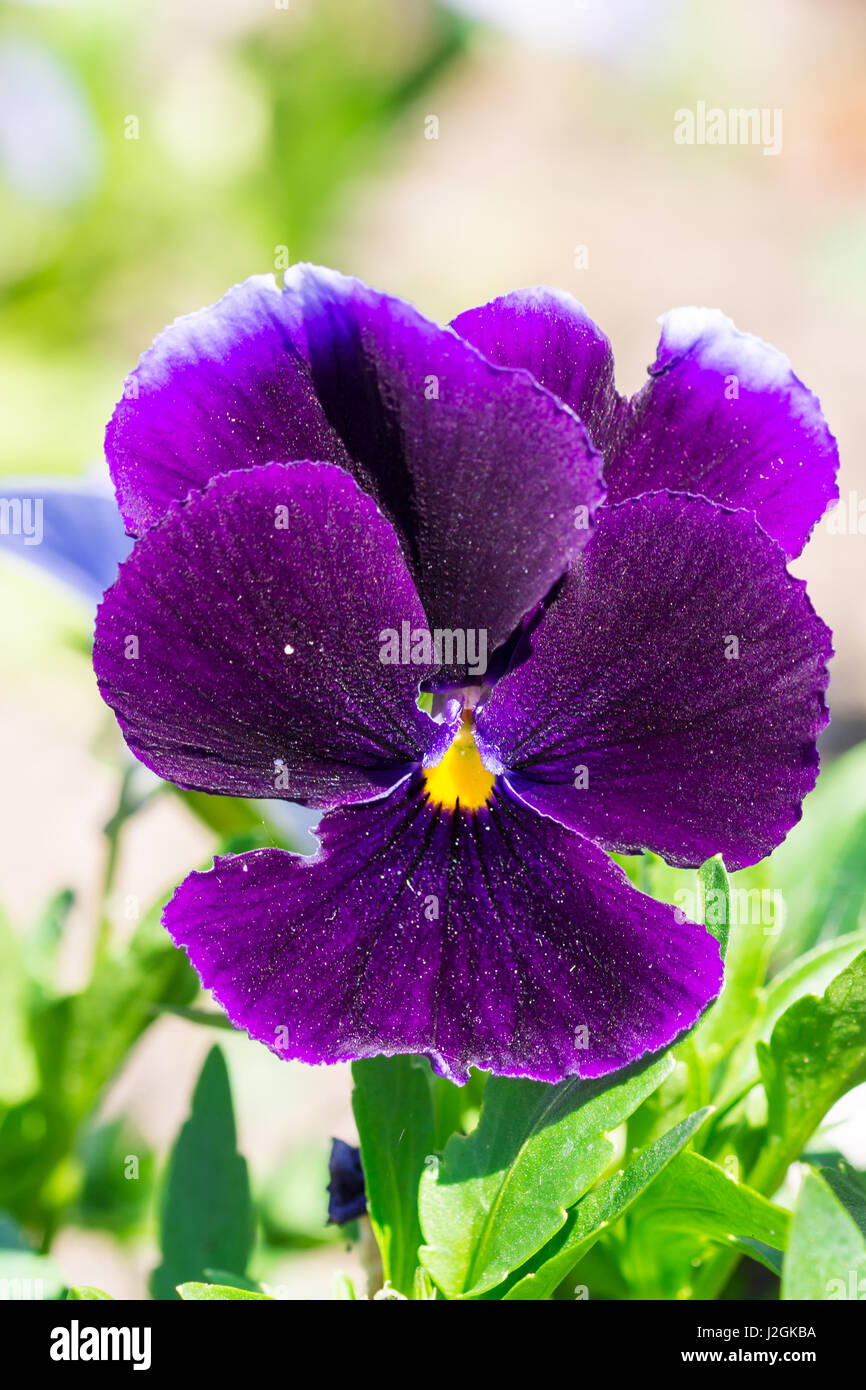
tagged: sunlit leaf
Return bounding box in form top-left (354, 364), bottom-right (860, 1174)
top-left (782, 1167), bottom-right (866, 1300)
top-left (352, 1056), bottom-right (435, 1298)
top-left (419, 1054), bottom-right (673, 1299)
top-left (502, 1108), bottom-right (712, 1300)
top-left (752, 952), bottom-right (866, 1193)
top-left (177, 1281), bottom-right (272, 1301)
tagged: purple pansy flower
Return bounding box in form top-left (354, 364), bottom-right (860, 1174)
top-left (93, 266), bottom-right (835, 1084)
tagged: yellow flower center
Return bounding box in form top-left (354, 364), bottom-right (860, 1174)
top-left (423, 711), bottom-right (495, 811)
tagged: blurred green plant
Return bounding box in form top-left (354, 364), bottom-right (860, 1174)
top-left (0, 0), bottom-right (469, 477)
top-left (4, 740), bottom-right (866, 1300)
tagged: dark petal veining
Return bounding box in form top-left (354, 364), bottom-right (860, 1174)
top-left (94, 461), bottom-right (450, 809)
top-left (163, 775), bottom-right (722, 1085)
top-left (107, 265), bottom-right (606, 677)
top-left (475, 492), bottom-right (832, 871)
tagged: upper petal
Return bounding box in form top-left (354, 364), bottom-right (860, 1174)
top-left (108, 266), bottom-right (606, 675)
top-left (93, 461), bottom-right (447, 808)
top-left (107, 274), bottom-right (353, 535)
top-left (606, 308), bottom-right (839, 557)
top-left (475, 492), bottom-right (832, 872)
top-left (453, 295), bottom-right (838, 558)
top-left (451, 288), bottom-right (622, 454)
top-left (163, 776), bottom-right (722, 1084)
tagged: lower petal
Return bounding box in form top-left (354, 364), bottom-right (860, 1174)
top-left (164, 777), bottom-right (722, 1084)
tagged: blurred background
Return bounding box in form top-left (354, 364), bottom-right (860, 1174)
top-left (0, 0), bottom-right (864, 1297)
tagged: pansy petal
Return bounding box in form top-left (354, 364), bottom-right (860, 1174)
top-left (276, 266), bottom-right (605, 672)
top-left (451, 288), bottom-right (622, 452)
top-left (107, 275), bottom-right (353, 535)
top-left (163, 776), bottom-right (723, 1085)
top-left (94, 461), bottom-right (446, 808)
top-left (606, 308), bottom-right (839, 557)
top-left (109, 266), bottom-right (605, 674)
top-left (475, 493), bottom-right (832, 872)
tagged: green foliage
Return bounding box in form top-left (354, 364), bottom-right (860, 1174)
top-left (0, 1214), bottom-right (66, 1300)
top-left (177, 1282), bottom-right (272, 1301)
top-left (782, 1167), bottom-right (866, 1300)
top-left (699, 855), bottom-right (731, 959)
top-left (39, 753), bottom-right (866, 1303)
top-left (501, 1109), bottom-right (712, 1300)
top-left (752, 952), bottom-right (866, 1194)
top-left (75, 1120), bottom-right (153, 1235)
top-left (352, 1056), bottom-right (435, 1298)
top-left (0, 894), bottom-right (196, 1232)
top-left (419, 1055), bottom-right (674, 1298)
top-left (15, 766), bottom-right (866, 1302)
top-left (151, 1047), bottom-right (254, 1300)
top-left (0, 909), bottom-right (39, 1108)
top-left (631, 1150), bottom-right (789, 1249)
top-left (258, 1145), bottom-right (341, 1250)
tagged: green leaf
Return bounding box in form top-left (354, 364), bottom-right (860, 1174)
top-left (203, 1268), bottom-right (264, 1293)
top-left (730, 1238), bottom-right (784, 1275)
top-left (76, 1119), bottom-right (153, 1235)
top-left (621, 1150), bottom-right (789, 1299)
top-left (60, 904), bottom-right (198, 1131)
top-left (429, 1067), bottom-right (486, 1150)
top-left (714, 929), bottom-right (866, 1112)
top-left (692, 861), bottom-right (777, 1063)
top-left (419, 1053), bottom-right (673, 1299)
top-left (0, 896), bottom-right (198, 1226)
top-left (822, 1166), bottom-right (866, 1238)
top-left (177, 1282), bottom-right (273, 1301)
top-left (150, 1047), bottom-right (254, 1300)
top-left (175, 790), bottom-right (265, 839)
top-left (351, 1056), bottom-right (435, 1298)
top-left (782, 1168), bottom-right (866, 1300)
top-left (66, 1286), bottom-right (114, 1300)
top-left (634, 1150), bottom-right (790, 1249)
top-left (752, 952), bottom-right (866, 1193)
top-left (412, 1265), bottom-right (438, 1300)
top-left (699, 856), bottom-right (730, 959)
top-left (502, 1107), bottom-right (712, 1300)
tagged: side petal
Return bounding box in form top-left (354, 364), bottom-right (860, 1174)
top-left (93, 461), bottom-right (447, 808)
top-left (109, 266), bottom-right (605, 674)
top-left (475, 493), bottom-right (832, 872)
top-left (606, 308), bottom-right (839, 558)
top-left (163, 776), bottom-right (723, 1085)
top-left (451, 288), bottom-right (623, 453)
